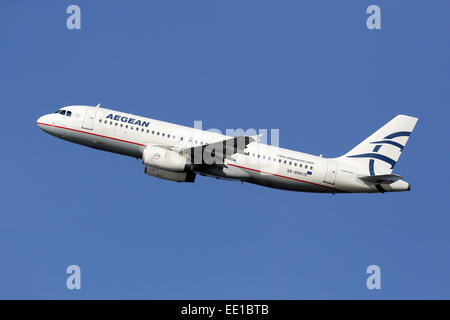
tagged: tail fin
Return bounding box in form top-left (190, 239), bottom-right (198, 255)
top-left (338, 115), bottom-right (418, 175)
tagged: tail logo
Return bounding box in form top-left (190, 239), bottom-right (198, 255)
top-left (347, 131), bottom-right (411, 171)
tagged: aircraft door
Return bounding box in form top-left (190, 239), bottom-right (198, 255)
top-left (324, 162), bottom-right (337, 185)
top-left (81, 108), bottom-right (97, 130)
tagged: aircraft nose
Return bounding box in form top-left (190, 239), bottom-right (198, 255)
top-left (37, 114), bottom-right (51, 130)
top-left (37, 115), bottom-right (45, 129)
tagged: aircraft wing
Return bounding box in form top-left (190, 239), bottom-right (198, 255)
top-left (182, 135), bottom-right (255, 165)
top-left (358, 174), bottom-right (404, 184)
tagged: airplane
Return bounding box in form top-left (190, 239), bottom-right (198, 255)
top-left (37, 105), bottom-right (418, 194)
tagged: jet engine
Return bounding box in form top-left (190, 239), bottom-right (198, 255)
top-left (144, 166), bottom-right (196, 183)
top-left (142, 145), bottom-right (196, 182)
top-left (142, 145), bottom-right (187, 171)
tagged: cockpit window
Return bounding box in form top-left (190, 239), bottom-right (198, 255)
top-left (54, 109), bottom-right (72, 116)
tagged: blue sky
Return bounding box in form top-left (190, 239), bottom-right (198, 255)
top-left (0, 1), bottom-right (449, 299)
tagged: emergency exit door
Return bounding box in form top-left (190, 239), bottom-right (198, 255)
top-left (324, 162), bottom-right (337, 185)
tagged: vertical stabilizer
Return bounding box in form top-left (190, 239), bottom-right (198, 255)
top-left (338, 115), bottom-right (418, 175)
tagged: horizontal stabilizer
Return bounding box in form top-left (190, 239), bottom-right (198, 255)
top-left (359, 174), bottom-right (404, 184)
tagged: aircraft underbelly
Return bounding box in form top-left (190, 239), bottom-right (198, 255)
top-left (59, 128), bottom-right (142, 158)
top-left (241, 167), bottom-right (330, 193)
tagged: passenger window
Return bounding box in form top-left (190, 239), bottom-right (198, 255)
top-left (310, 167), bottom-right (313, 170)
top-left (157, 132), bottom-right (160, 135)
top-left (299, 164), bottom-right (302, 168)
top-left (294, 163), bottom-right (297, 166)
top-left (289, 161), bottom-right (292, 165)
top-left (115, 123), bottom-right (118, 126)
top-left (99, 119), bottom-right (102, 123)
top-left (162, 133), bottom-right (165, 137)
top-left (126, 125), bottom-right (128, 128)
top-left (120, 124), bottom-right (123, 127)
top-left (152, 131), bottom-right (155, 134)
top-left (168, 134), bottom-right (171, 138)
top-left (110, 121), bottom-right (113, 125)
top-left (284, 160), bottom-right (287, 164)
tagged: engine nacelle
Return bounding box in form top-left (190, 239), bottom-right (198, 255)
top-left (144, 166), bottom-right (196, 183)
top-left (142, 146), bottom-right (187, 172)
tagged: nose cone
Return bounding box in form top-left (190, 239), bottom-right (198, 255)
top-left (37, 115), bottom-right (44, 128)
top-left (37, 114), bottom-right (51, 131)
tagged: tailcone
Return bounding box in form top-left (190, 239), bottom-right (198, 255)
top-left (385, 179), bottom-right (410, 192)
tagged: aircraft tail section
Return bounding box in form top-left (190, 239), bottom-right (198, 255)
top-left (338, 115), bottom-right (418, 175)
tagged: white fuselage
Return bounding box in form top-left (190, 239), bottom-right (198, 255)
top-left (37, 105), bottom-right (411, 193)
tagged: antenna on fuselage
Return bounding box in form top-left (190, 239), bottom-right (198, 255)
top-left (96, 103), bottom-right (101, 108)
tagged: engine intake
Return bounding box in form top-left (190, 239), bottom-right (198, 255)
top-left (142, 146), bottom-right (195, 182)
top-left (142, 146), bottom-right (187, 172)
